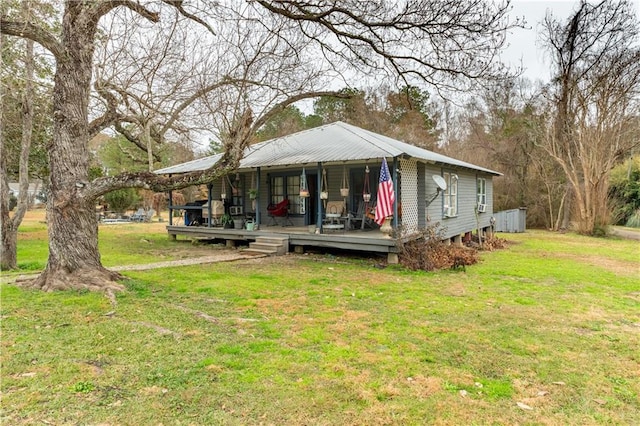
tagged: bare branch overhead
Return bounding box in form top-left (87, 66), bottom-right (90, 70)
top-left (0, 19), bottom-right (64, 59)
top-left (254, 0), bottom-right (521, 89)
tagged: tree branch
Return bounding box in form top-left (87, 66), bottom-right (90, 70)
top-left (161, 0), bottom-right (216, 35)
top-left (85, 163), bottom-right (234, 200)
top-left (0, 19), bottom-right (64, 60)
top-left (90, 0), bottom-right (160, 22)
top-left (252, 90), bottom-right (352, 130)
top-left (114, 122), bottom-right (162, 162)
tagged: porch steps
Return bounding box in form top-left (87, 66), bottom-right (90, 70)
top-left (245, 236), bottom-right (289, 256)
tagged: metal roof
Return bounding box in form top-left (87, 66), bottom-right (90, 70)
top-left (155, 121), bottom-right (501, 176)
top-left (155, 153), bottom-right (224, 174)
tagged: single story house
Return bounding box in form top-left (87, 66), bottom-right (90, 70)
top-left (156, 121), bottom-right (501, 260)
top-left (8, 182), bottom-right (44, 205)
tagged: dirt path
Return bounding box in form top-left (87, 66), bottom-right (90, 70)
top-left (1, 252), bottom-right (267, 284)
top-left (111, 252), bottom-right (266, 271)
top-left (611, 226), bottom-right (640, 241)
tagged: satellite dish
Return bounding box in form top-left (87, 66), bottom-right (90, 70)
top-left (432, 175), bottom-right (447, 191)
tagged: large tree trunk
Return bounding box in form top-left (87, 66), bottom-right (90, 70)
top-left (26, 191), bottom-right (122, 291)
top-left (24, 5), bottom-right (123, 291)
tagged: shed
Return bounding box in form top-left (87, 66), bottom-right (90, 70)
top-left (493, 208), bottom-right (527, 233)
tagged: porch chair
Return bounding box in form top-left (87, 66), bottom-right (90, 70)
top-left (130, 208), bottom-right (146, 222)
top-left (267, 199), bottom-right (293, 226)
top-left (350, 200), bottom-right (377, 230)
top-left (324, 200), bottom-right (350, 231)
top-left (144, 208), bottom-right (155, 222)
top-left (201, 201), bottom-right (224, 225)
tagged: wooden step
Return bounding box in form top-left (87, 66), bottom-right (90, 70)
top-left (249, 242), bottom-right (284, 254)
top-left (256, 236), bottom-right (289, 244)
top-left (245, 235), bottom-right (290, 256)
top-left (244, 248), bottom-right (280, 256)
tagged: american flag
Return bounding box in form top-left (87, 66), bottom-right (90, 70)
top-left (375, 157), bottom-right (395, 225)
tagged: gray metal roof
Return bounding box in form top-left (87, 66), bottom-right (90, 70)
top-left (155, 153), bottom-right (224, 174)
top-left (156, 121), bottom-right (501, 176)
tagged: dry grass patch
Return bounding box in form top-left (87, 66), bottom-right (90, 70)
top-left (553, 252), bottom-right (639, 276)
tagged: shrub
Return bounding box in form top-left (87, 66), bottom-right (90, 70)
top-left (482, 235), bottom-right (508, 251)
top-left (625, 209), bottom-right (640, 228)
top-left (104, 188), bottom-right (139, 214)
top-left (396, 224), bottom-right (479, 271)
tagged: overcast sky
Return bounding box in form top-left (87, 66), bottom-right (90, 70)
top-left (503, 0), bottom-right (640, 84)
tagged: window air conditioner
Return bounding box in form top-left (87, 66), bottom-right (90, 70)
top-left (477, 203), bottom-right (487, 213)
top-left (445, 206), bottom-right (455, 217)
top-left (229, 206), bottom-right (243, 216)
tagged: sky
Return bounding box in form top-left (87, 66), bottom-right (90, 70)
top-left (502, 0), bottom-right (640, 83)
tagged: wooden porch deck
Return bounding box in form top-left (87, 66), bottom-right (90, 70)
top-left (166, 224), bottom-right (397, 254)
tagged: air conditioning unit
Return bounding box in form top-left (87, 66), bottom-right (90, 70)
top-left (477, 203), bottom-right (487, 213)
top-left (444, 206), bottom-right (455, 217)
top-left (229, 206), bottom-right (243, 216)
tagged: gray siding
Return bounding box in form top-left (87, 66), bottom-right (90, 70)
top-left (423, 167), bottom-right (495, 239)
top-left (217, 162), bottom-right (496, 236)
top-left (239, 164), bottom-right (355, 227)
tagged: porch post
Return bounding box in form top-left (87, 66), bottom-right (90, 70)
top-left (207, 183), bottom-right (213, 228)
top-left (392, 156), bottom-right (399, 229)
top-left (316, 162), bottom-right (323, 232)
top-left (168, 174), bottom-right (173, 226)
top-left (256, 167), bottom-right (261, 226)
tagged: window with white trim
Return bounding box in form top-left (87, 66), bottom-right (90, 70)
top-left (477, 178), bottom-right (487, 205)
top-left (443, 172), bottom-right (458, 217)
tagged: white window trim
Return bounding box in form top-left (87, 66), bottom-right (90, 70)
top-left (477, 177), bottom-right (487, 212)
top-left (443, 172), bottom-right (458, 217)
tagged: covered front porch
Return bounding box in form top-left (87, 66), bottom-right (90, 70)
top-left (166, 223), bottom-right (398, 261)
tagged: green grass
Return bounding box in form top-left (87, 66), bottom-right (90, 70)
top-left (4, 210), bottom-right (225, 277)
top-left (1, 217), bottom-right (639, 424)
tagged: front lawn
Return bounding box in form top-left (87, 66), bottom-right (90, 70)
top-left (1, 216), bottom-right (639, 424)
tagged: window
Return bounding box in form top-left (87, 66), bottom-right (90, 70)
top-left (270, 174), bottom-right (303, 214)
top-left (477, 178), bottom-right (487, 207)
top-left (231, 176), bottom-right (244, 208)
top-left (271, 176), bottom-right (284, 205)
top-left (287, 175), bottom-right (303, 214)
top-left (443, 172), bottom-right (458, 217)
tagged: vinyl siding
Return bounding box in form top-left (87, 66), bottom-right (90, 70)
top-left (423, 167), bottom-right (495, 239)
top-left (210, 162), bottom-right (495, 235)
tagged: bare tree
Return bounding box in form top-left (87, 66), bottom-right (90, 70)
top-left (1, 0), bottom-right (519, 291)
top-left (540, 0), bottom-right (640, 234)
top-left (1, 1), bottom-right (40, 269)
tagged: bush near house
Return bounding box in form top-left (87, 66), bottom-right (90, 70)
top-left (396, 225), bottom-right (508, 271)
